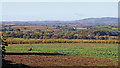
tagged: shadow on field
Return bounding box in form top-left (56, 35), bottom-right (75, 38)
top-left (4, 52), bottom-right (66, 55)
top-left (2, 52), bottom-right (66, 68)
top-left (2, 59), bottom-right (33, 68)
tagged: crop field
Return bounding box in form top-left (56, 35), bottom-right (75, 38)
top-left (11, 26), bottom-right (57, 31)
top-left (6, 38), bottom-right (119, 44)
top-left (6, 43), bottom-right (118, 60)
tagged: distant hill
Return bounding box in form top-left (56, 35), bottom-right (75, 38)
top-left (74, 17), bottom-right (118, 26)
top-left (2, 17), bottom-right (118, 26)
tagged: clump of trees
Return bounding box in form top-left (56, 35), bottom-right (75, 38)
top-left (2, 30), bottom-right (119, 40)
top-left (1, 37), bottom-right (8, 59)
top-left (1, 25), bottom-right (119, 40)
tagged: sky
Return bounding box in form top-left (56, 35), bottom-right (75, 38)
top-left (1, 0), bottom-right (119, 2)
top-left (2, 2), bottom-right (118, 21)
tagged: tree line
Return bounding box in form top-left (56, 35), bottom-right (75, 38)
top-left (2, 28), bottom-right (118, 40)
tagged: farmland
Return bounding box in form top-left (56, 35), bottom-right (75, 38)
top-left (4, 55), bottom-right (118, 66)
top-left (1, 18), bottom-right (119, 67)
top-left (6, 43), bottom-right (118, 60)
top-left (3, 43), bottom-right (118, 67)
top-left (6, 38), bottom-right (119, 44)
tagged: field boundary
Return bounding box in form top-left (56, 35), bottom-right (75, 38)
top-left (4, 52), bottom-right (66, 55)
top-left (6, 39), bottom-right (119, 44)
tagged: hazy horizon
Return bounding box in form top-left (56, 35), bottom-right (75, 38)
top-left (2, 2), bottom-right (117, 21)
top-left (2, 17), bottom-right (118, 22)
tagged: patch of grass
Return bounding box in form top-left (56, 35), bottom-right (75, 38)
top-left (6, 43), bottom-right (118, 60)
top-left (76, 29), bottom-right (87, 31)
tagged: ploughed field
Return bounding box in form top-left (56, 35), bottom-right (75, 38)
top-left (4, 43), bottom-right (118, 66)
top-left (4, 55), bottom-right (118, 67)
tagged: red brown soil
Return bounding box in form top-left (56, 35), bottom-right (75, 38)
top-left (12, 26), bottom-right (55, 29)
top-left (3, 55), bottom-right (118, 67)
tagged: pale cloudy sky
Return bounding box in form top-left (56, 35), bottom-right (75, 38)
top-left (1, 0), bottom-right (119, 2)
top-left (2, 2), bottom-right (118, 21)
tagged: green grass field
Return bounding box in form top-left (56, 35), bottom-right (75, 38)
top-left (76, 29), bottom-right (87, 31)
top-left (6, 43), bottom-right (118, 60)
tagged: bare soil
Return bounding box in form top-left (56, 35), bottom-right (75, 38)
top-left (2, 55), bottom-right (118, 67)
